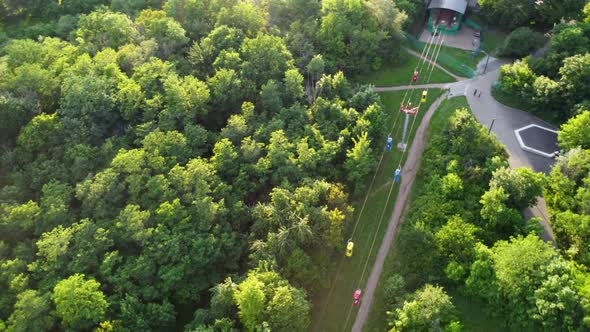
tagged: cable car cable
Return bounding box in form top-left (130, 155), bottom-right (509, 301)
top-left (400, 25), bottom-right (439, 108)
top-left (347, 30), bottom-right (449, 327)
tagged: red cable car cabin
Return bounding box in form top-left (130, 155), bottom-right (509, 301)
top-left (353, 289), bottom-right (362, 306)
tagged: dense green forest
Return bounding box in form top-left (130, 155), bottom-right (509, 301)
top-left (0, 0), bottom-right (421, 330)
top-left (2, 0), bottom-right (590, 331)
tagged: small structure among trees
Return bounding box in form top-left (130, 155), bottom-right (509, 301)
top-left (427, 0), bottom-right (468, 35)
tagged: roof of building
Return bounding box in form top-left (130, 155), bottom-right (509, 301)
top-left (428, 0), bottom-right (468, 14)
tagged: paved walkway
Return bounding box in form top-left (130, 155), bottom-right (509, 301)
top-left (419, 25), bottom-right (480, 51)
top-left (374, 83), bottom-right (450, 92)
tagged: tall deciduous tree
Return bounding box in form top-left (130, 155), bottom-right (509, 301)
top-left (53, 274), bottom-right (108, 331)
top-left (5, 290), bottom-right (54, 332)
top-left (558, 110), bottom-right (590, 150)
top-left (345, 131), bottom-right (374, 193)
top-left (388, 284), bottom-right (458, 331)
top-left (136, 9), bottom-right (189, 59)
top-left (76, 8), bottom-right (139, 54)
top-left (234, 275), bottom-right (266, 331)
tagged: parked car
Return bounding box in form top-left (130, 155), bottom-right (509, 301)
top-left (474, 29), bottom-right (481, 37)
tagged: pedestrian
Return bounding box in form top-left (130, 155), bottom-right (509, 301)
top-left (473, 89), bottom-right (477, 96)
top-left (478, 91), bottom-right (482, 99)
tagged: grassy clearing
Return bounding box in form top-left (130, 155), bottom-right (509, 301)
top-left (363, 96), bottom-right (495, 332)
top-left (310, 88), bottom-right (445, 332)
top-left (362, 53), bottom-right (456, 87)
top-left (450, 290), bottom-right (501, 332)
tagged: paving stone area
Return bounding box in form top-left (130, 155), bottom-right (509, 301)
top-left (419, 25), bottom-right (479, 50)
top-left (519, 126), bottom-right (558, 154)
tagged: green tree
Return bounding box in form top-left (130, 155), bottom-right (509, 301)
top-left (266, 285), bottom-right (310, 331)
top-left (136, 9), bottom-right (189, 58)
top-left (240, 34), bottom-right (294, 89)
top-left (5, 290), bottom-right (54, 332)
top-left (216, 2), bottom-right (267, 37)
top-left (388, 284), bottom-right (457, 332)
top-left (536, 0), bottom-right (588, 26)
top-left (480, 186), bottom-right (523, 237)
top-left (498, 60), bottom-right (537, 99)
top-left (489, 167), bottom-right (545, 210)
top-left (59, 73), bottom-right (120, 144)
top-left (345, 132), bottom-right (374, 193)
top-left (76, 8), bottom-right (139, 54)
top-left (53, 274), bottom-right (108, 331)
top-left (545, 148), bottom-right (590, 265)
top-left (283, 68), bottom-right (304, 105)
top-left (164, 0), bottom-right (217, 39)
top-left (15, 113), bottom-right (63, 162)
top-left (441, 173), bottom-right (463, 199)
top-left (532, 259), bottom-right (581, 330)
top-left (558, 110), bottom-right (590, 150)
top-left (260, 79), bottom-right (283, 114)
top-left (160, 74), bottom-right (210, 130)
top-left (499, 27), bottom-right (545, 58)
top-left (434, 215), bottom-right (478, 271)
top-left (558, 53), bottom-right (590, 116)
top-left (234, 275), bottom-right (265, 331)
top-left (491, 234), bottom-right (558, 328)
top-left (479, 0), bottom-right (535, 29)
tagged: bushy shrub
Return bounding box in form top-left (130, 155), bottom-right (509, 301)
top-left (499, 27), bottom-right (545, 58)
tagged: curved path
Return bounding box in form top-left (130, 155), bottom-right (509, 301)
top-left (353, 61), bottom-right (556, 331)
top-left (351, 93), bottom-right (448, 331)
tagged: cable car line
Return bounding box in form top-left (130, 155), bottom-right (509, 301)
top-left (404, 28), bottom-right (443, 109)
top-left (342, 25), bottom-right (447, 330)
top-left (397, 32), bottom-right (445, 169)
top-left (400, 25), bottom-right (440, 109)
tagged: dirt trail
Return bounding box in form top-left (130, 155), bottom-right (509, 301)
top-left (351, 93), bottom-right (448, 332)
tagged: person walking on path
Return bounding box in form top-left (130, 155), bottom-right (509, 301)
top-left (473, 89), bottom-right (478, 96)
top-left (478, 91), bottom-right (482, 99)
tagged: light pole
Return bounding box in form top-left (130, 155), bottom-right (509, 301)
top-left (483, 51), bottom-right (490, 74)
top-left (488, 118), bottom-right (496, 134)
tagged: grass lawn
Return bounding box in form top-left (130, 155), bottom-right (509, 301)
top-left (361, 53), bottom-right (456, 86)
top-left (409, 41), bottom-right (485, 78)
top-left (310, 88), bottom-right (445, 332)
top-left (450, 290), bottom-right (502, 332)
top-left (482, 28), bottom-right (508, 56)
top-left (363, 96), bottom-right (500, 332)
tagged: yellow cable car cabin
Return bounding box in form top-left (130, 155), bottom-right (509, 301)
top-left (421, 90), bottom-right (428, 103)
top-left (346, 241), bottom-right (354, 257)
